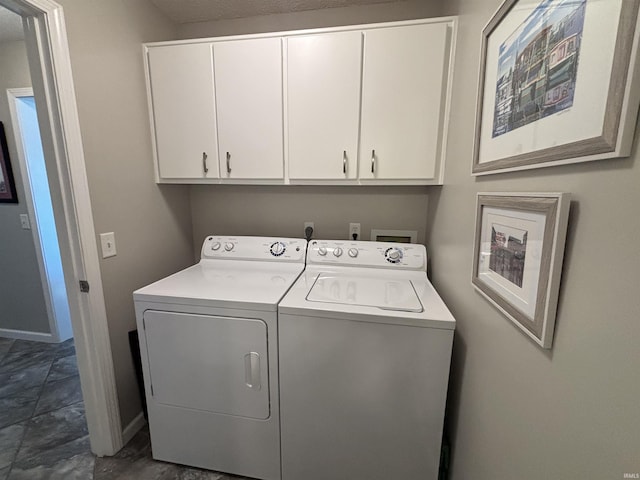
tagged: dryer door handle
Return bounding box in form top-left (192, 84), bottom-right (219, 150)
top-left (244, 352), bottom-right (261, 390)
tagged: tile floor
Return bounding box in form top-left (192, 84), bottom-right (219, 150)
top-left (0, 337), bottom-right (251, 480)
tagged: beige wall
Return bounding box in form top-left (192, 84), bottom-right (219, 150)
top-left (427, 0), bottom-right (640, 478)
top-left (191, 185), bottom-right (429, 254)
top-left (57, 0), bottom-right (194, 428)
top-left (185, 0), bottom-right (445, 257)
top-left (178, 0), bottom-right (446, 38)
top-left (0, 39), bottom-right (50, 335)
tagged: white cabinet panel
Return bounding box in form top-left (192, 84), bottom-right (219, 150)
top-left (148, 44), bottom-right (218, 179)
top-left (287, 32), bottom-right (362, 180)
top-left (360, 23), bottom-right (449, 181)
top-left (214, 38), bottom-right (284, 179)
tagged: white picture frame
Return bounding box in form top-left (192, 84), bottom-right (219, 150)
top-left (472, 193), bottom-right (570, 348)
top-left (473, 0), bottom-right (640, 175)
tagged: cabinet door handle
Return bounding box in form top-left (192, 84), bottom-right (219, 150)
top-left (244, 352), bottom-right (261, 390)
top-left (202, 152), bottom-right (208, 174)
top-left (343, 150), bottom-right (347, 175)
top-left (226, 151), bottom-right (231, 175)
top-left (371, 149), bottom-right (376, 174)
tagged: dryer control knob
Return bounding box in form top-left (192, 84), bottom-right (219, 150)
top-left (348, 248), bottom-right (358, 258)
top-left (333, 247), bottom-right (343, 257)
top-left (211, 242), bottom-right (221, 251)
top-left (318, 247), bottom-right (328, 256)
top-left (224, 242), bottom-right (234, 251)
top-left (270, 242), bottom-right (286, 256)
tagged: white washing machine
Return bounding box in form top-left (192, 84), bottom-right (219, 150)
top-left (133, 236), bottom-right (306, 480)
top-left (278, 240), bottom-right (456, 480)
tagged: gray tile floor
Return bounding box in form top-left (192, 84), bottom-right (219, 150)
top-left (0, 337), bottom-right (251, 480)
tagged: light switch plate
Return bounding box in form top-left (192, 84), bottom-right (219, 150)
top-left (100, 232), bottom-right (117, 258)
top-left (19, 214), bottom-right (31, 230)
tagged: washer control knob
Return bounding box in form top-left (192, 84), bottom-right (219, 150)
top-left (224, 242), bottom-right (234, 252)
top-left (333, 247), bottom-right (343, 257)
top-left (348, 248), bottom-right (358, 258)
top-left (385, 247), bottom-right (403, 263)
top-left (211, 242), bottom-right (221, 251)
top-left (270, 242), bottom-right (286, 256)
top-left (318, 247), bottom-right (328, 256)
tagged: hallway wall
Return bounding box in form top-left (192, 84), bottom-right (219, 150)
top-left (0, 39), bottom-right (50, 336)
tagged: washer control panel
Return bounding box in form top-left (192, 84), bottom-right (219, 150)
top-left (308, 240), bottom-right (426, 271)
top-left (201, 236), bottom-right (306, 262)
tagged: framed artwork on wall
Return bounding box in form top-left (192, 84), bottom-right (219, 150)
top-left (472, 193), bottom-right (570, 348)
top-left (473, 0), bottom-right (640, 175)
top-left (0, 122), bottom-right (18, 204)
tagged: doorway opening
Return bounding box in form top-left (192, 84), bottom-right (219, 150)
top-left (0, 0), bottom-right (123, 457)
top-left (8, 88), bottom-right (73, 342)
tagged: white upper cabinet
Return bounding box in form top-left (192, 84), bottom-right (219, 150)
top-left (147, 44), bottom-right (219, 180)
top-left (213, 38), bottom-right (284, 180)
top-left (287, 31), bottom-right (362, 180)
top-left (144, 18), bottom-right (456, 185)
top-left (359, 23), bottom-right (450, 181)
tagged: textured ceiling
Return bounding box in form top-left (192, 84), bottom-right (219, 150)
top-left (148, 0), bottom-right (399, 24)
top-left (0, 7), bottom-right (23, 43)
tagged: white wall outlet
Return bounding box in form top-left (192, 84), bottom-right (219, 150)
top-left (304, 222), bottom-right (314, 236)
top-left (349, 223), bottom-right (361, 241)
top-left (99, 232), bottom-right (117, 258)
top-left (19, 214), bottom-right (31, 230)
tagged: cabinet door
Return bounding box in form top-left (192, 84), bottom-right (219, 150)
top-left (214, 38), bottom-right (284, 179)
top-left (147, 44), bottom-right (218, 180)
top-left (287, 32), bottom-right (362, 180)
top-left (360, 23), bottom-right (449, 180)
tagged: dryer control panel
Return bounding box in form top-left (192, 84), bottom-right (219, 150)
top-left (201, 236), bottom-right (307, 263)
top-left (307, 240), bottom-right (426, 271)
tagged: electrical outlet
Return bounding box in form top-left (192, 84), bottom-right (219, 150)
top-left (349, 223), bottom-right (361, 241)
top-left (304, 222), bottom-right (314, 236)
top-left (100, 232), bottom-right (117, 258)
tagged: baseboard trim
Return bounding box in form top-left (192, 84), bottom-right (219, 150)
top-left (0, 328), bottom-right (56, 343)
top-left (122, 411), bottom-right (146, 446)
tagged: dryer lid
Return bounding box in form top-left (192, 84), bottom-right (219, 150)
top-left (306, 273), bottom-right (423, 313)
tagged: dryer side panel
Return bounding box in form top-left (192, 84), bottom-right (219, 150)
top-left (143, 310), bottom-right (270, 419)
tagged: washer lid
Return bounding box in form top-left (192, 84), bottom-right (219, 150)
top-left (306, 273), bottom-right (423, 313)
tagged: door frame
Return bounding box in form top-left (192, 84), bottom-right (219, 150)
top-left (0, 0), bottom-right (123, 455)
top-left (7, 86), bottom-right (74, 343)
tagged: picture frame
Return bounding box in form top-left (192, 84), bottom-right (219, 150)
top-left (473, 0), bottom-right (640, 175)
top-left (472, 193), bottom-right (570, 348)
top-left (0, 121), bottom-right (18, 204)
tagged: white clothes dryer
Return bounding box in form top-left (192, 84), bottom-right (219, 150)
top-left (278, 240), bottom-right (456, 480)
top-left (133, 236), bottom-right (306, 480)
